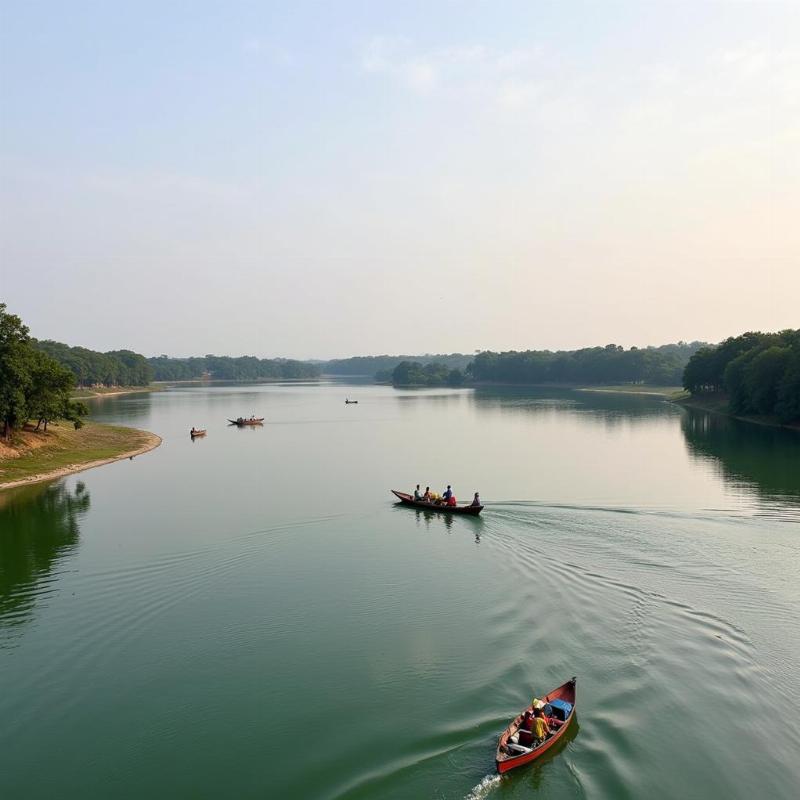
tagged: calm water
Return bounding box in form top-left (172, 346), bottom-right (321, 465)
top-left (1, 383), bottom-right (799, 799)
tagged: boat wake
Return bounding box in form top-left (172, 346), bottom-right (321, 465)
top-left (464, 773), bottom-right (501, 799)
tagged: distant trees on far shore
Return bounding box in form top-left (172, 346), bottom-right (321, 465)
top-left (467, 342), bottom-right (703, 386)
top-left (325, 353), bottom-right (472, 376)
top-left (390, 361), bottom-right (465, 387)
top-left (147, 355), bottom-right (320, 381)
top-left (683, 330), bottom-right (800, 423)
top-left (0, 305), bottom-right (87, 438)
top-left (35, 340), bottom-right (153, 387)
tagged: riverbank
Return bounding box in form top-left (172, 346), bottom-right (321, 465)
top-left (71, 385), bottom-right (161, 399)
top-left (577, 384), bottom-right (683, 397)
top-left (672, 393), bottom-right (800, 431)
top-left (0, 422), bottom-right (161, 490)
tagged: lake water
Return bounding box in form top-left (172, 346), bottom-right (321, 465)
top-left (1, 383), bottom-right (799, 799)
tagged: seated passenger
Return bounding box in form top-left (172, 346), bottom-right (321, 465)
top-left (471, 492), bottom-right (481, 506)
top-left (413, 484), bottom-right (422, 501)
top-left (442, 485), bottom-right (453, 501)
top-left (532, 707), bottom-right (550, 741)
top-left (446, 494), bottom-right (457, 506)
top-left (423, 486), bottom-right (431, 501)
top-left (521, 710), bottom-right (535, 732)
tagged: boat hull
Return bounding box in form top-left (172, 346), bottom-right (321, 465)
top-left (227, 419), bottom-right (264, 426)
top-left (495, 678), bottom-right (576, 773)
top-left (390, 490), bottom-right (483, 515)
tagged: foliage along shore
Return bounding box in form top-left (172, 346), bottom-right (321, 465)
top-left (0, 421), bottom-right (161, 490)
top-left (681, 330), bottom-right (800, 427)
top-left (379, 343), bottom-right (704, 388)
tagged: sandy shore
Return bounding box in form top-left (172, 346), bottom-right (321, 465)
top-left (72, 386), bottom-right (159, 399)
top-left (0, 432), bottom-right (162, 491)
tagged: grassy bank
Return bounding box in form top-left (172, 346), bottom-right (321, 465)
top-left (0, 422), bottom-right (161, 489)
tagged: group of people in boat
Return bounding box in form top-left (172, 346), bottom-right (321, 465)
top-left (412, 484), bottom-right (481, 507)
top-left (504, 699), bottom-right (565, 755)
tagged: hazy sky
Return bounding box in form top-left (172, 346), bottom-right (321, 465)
top-left (1, 1), bottom-right (798, 358)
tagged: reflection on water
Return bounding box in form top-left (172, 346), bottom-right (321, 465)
top-left (399, 504), bottom-right (485, 542)
top-left (681, 409), bottom-right (800, 514)
top-left (0, 481), bottom-right (90, 646)
top-left (471, 386), bottom-right (678, 428)
top-left (82, 390), bottom-right (153, 422)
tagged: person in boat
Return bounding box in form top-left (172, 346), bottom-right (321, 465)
top-left (423, 486), bottom-right (431, 502)
top-left (521, 710), bottom-right (535, 732)
top-left (446, 493), bottom-right (457, 507)
top-left (442, 485), bottom-right (453, 501)
top-left (413, 484), bottom-right (422, 501)
top-left (531, 707), bottom-right (551, 742)
top-left (471, 492), bottom-right (481, 507)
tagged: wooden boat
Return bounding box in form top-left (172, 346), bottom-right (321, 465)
top-left (345, 399), bottom-right (358, 404)
top-left (227, 417), bottom-right (264, 426)
top-left (390, 490), bottom-right (484, 516)
top-left (495, 677), bottom-right (577, 774)
top-left (190, 428), bottom-right (207, 437)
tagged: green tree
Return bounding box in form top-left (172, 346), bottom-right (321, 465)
top-left (0, 304), bottom-right (33, 439)
top-left (26, 350), bottom-right (87, 431)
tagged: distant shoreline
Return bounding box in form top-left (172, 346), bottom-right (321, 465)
top-left (0, 423), bottom-right (162, 491)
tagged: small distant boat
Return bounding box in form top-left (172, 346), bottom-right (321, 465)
top-left (495, 678), bottom-right (577, 774)
top-left (228, 417), bottom-right (264, 426)
top-left (345, 399), bottom-right (358, 404)
top-left (390, 490), bottom-right (484, 515)
top-left (190, 428), bottom-right (207, 437)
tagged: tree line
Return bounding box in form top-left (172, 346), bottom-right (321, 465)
top-left (324, 353), bottom-right (472, 376)
top-left (682, 330), bottom-right (800, 423)
top-left (467, 342), bottom-right (703, 386)
top-left (388, 361), bottom-right (465, 387)
top-left (35, 339), bottom-right (153, 387)
top-left (0, 305), bottom-right (87, 438)
top-left (147, 355), bottom-right (320, 381)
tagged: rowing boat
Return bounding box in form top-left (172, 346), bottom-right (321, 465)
top-left (495, 677), bottom-right (576, 773)
top-left (390, 490), bottom-right (483, 515)
top-left (190, 428), bottom-right (207, 437)
top-left (227, 417), bottom-right (264, 426)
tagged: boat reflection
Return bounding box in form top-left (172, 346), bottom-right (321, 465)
top-left (394, 503), bottom-right (485, 542)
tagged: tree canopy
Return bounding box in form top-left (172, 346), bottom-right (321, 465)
top-left (325, 353), bottom-right (472, 376)
top-left (683, 330), bottom-right (800, 423)
top-left (0, 304), bottom-right (87, 438)
top-left (468, 342), bottom-right (703, 386)
top-left (147, 355), bottom-right (320, 381)
top-left (34, 340), bottom-right (153, 387)
top-left (391, 361), bottom-right (465, 387)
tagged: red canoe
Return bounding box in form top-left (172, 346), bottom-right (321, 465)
top-left (495, 677), bottom-right (577, 773)
top-left (390, 490), bottom-right (484, 515)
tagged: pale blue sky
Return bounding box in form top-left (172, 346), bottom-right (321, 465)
top-left (1, 1), bottom-right (798, 357)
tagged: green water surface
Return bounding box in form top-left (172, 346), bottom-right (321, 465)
top-left (1, 383), bottom-right (798, 799)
